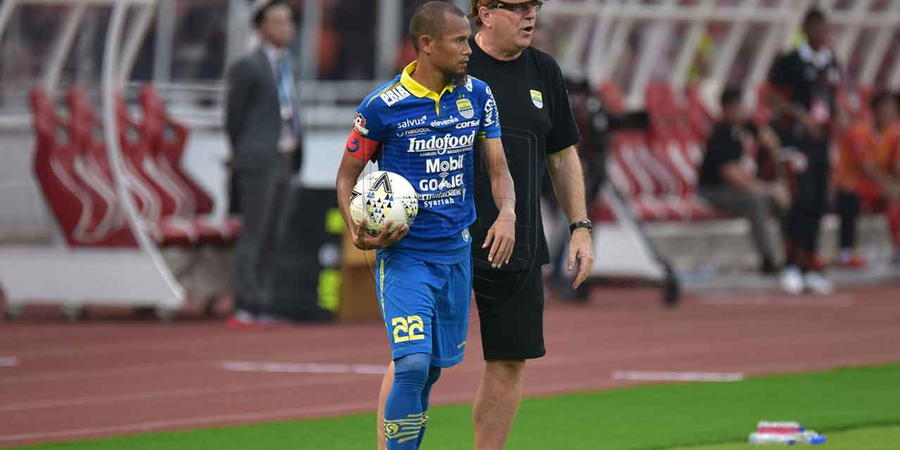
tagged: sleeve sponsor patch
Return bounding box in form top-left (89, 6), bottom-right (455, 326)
top-left (379, 85), bottom-right (411, 107)
top-left (354, 112), bottom-right (369, 136)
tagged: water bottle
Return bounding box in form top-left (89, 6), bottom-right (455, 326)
top-left (749, 431), bottom-right (826, 445)
top-left (757, 421), bottom-right (805, 434)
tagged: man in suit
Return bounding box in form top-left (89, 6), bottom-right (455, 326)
top-left (225, 0), bottom-right (303, 326)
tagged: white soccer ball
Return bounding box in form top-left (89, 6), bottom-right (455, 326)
top-left (349, 171), bottom-right (419, 236)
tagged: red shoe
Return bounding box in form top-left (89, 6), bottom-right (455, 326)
top-left (226, 311), bottom-right (260, 331)
top-left (835, 254), bottom-right (867, 270)
top-left (811, 253), bottom-right (825, 271)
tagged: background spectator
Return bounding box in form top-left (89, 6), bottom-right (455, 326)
top-left (698, 87), bottom-right (790, 275)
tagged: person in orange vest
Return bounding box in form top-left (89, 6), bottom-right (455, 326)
top-left (834, 91), bottom-right (900, 268)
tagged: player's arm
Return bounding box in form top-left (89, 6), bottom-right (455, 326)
top-left (335, 123), bottom-right (408, 250)
top-left (479, 137), bottom-right (516, 268)
top-left (546, 146), bottom-right (594, 288)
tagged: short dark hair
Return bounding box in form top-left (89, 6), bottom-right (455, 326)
top-left (870, 90), bottom-right (897, 111)
top-left (803, 7), bottom-right (826, 28)
top-left (253, 0), bottom-right (290, 28)
top-left (720, 86), bottom-right (743, 109)
top-left (410, 1), bottom-right (467, 52)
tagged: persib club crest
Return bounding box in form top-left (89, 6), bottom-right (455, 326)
top-left (530, 90), bottom-right (543, 109)
top-left (456, 98), bottom-right (475, 119)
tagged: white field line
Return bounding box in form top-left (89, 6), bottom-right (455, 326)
top-left (612, 370), bottom-right (745, 382)
top-left (0, 361), bottom-right (200, 385)
top-left (0, 357), bottom-right (18, 367)
top-left (219, 360), bottom-right (388, 375)
top-left (697, 294), bottom-right (856, 307)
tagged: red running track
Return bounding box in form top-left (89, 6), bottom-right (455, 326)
top-left (1, 284), bottom-right (900, 447)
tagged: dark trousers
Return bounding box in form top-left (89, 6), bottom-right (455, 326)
top-left (699, 185), bottom-right (782, 264)
top-left (231, 155), bottom-right (294, 314)
top-left (837, 189), bottom-right (860, 251)
top-left (784, 138), bottom-right (830, 271)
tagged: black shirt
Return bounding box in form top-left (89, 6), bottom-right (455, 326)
top-left (467, 36), bottom-right (581, 271)
top-left (768, 45), bottom-right (841, 129)
top-left (698, 122), bottom-right (755, 187)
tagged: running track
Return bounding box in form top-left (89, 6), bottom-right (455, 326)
top-left (2, 284), bottom-right (900, 447)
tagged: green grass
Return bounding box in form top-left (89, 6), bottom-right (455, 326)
top-left (671, 425), bottom-right (900, 450)
top-left (15, 364), bottom-right (900, 450)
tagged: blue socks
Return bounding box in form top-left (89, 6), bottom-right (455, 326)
top-left (416, 365), bottom-right (441, 449)
top-left (384, 354), bottom-right (442, 449)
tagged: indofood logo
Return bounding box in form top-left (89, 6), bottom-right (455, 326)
top-left (407, 132), bottom-right (475, 154)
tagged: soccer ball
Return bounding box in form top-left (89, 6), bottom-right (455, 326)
top-left (349, 171), bottom-right (419, 236)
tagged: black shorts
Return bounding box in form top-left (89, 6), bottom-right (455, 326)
top-left (472, 267), bottom-right (546, 361)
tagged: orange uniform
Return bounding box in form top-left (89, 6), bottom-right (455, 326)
top-left (874, 123), bottom-right (900, 177)
top-left (835, 121), bottom-right (900, 202)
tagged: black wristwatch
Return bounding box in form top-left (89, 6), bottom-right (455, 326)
top-left (569, 220), bottom-right (593, 235)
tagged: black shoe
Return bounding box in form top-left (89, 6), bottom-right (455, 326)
top-left (760, 258), bottom-right (780, 276)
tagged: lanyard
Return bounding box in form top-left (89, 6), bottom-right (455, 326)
top-left (276, 56), bottom-right (300, 133)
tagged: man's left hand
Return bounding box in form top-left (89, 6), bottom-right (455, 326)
top-left (483, 210), bottom-right (516, 268)
top-left (568, 229), bottom-right (594, 289)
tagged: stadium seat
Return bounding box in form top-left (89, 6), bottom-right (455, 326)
top-left (30, 87), bottom-right (135, 247)
top-left (607, 132), bottom-right (683, 221)
top-left (598, 81), bottom-right (626, 115)
top-left (645, 81), bottom-right (691, 138)
top-left (63, 87), bottom-right (224, 247)
top-left (684, 84), bottom-right (714, 140)
top-left (136, 85), bottom-right (241, 240)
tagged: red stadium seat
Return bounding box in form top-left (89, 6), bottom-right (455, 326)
top-left (684, 84), bottom-right (714, 140)
top-left (136, 85), bottom-right (241, 240)
top-left (139, 85), bottom-right (215, 216)
top-left (598, 81), bottom-right (626, 115)
top-left (30, 87), bottom-right (136, 247)
top-left (63, 87), bottom-right (225, 247)
top-left (607, 132), bottom-right (685, 221)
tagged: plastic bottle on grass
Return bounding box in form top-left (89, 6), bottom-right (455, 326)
top-left (757, 421), bottom-right (805, 434)
top-left (749, 431), bottom-right (826, 445)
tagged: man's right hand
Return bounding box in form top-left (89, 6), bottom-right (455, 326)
top-left (802, 114), bottom-right (824, 140)
top-left (768, 182), bottom-right (792, 210)
top-left (351, 218), bottom-right (409, 250)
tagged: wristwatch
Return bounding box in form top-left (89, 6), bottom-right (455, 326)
top-left (569, 220), bottom-right (593, 235)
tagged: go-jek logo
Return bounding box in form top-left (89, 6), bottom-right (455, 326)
top-left (407, 132), bottom-right (475, 154)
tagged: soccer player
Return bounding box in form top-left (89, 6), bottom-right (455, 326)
top-left (335, 3), bottom-right (515, 449)
top-left (834, 92), bottom-right (900, 267)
